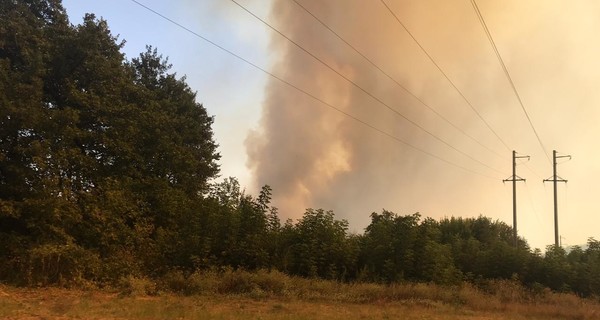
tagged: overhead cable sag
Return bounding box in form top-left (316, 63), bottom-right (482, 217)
top-left (128, 0), bottom-right (500, 180)
top-left (470, 0), bottom-right (552, 165)
top-left (290, 0), bottom-right (505, 160)
top-left (229, 0), bottom-right (504, 175)
top-left (380, 0), bottom-right (513, 154)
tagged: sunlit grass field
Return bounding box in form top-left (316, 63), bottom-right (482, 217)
top-left (1, 269), bottom-right (599, 319)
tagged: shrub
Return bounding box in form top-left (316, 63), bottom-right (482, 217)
top-left (22, 244), bottom-right (101, 287)
top-left (185, 269), bottom-right (220, 295)
top-left (160, 270), bottom-right (188, 294)
top-left (252, 269), bottom-right (288, 295)
top-left (118, 276), bottom-right (157, 296)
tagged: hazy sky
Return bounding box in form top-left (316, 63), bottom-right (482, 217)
top-left (62, 0), bottom-right (600, 251)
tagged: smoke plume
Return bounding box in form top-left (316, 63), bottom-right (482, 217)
top-left (245, 0), bottom-right (600, 243)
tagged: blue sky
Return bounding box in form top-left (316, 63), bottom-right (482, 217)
top-left (63, 0), bottom-right (272, 187)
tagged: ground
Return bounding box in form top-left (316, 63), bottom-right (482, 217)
top-left (0, 284), bottom-right (597, 319)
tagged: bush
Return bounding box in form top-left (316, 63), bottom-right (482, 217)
top-left (21, 244), bottom-right (101, 287)
top-left (185, 269), bottom-right (218, 294)
top-left (159, 268), bottom-right (220, 295)
top-left (476, 279), bottom-right (528, 303)
top-left (118, 275), bottom-right (157, 296)
top-left (216, 268), bottom-right (255, 294)
top-left (157, 268), bottom-right (289, 296)
top-left (200, 268), bottom-right (288, 296)
top-left (252, 269), bottom-right (288, 295)
top-left (160, 270), bottom-right (188, 293)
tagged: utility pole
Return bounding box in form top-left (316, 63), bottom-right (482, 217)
top-left (503, 150), bottom-right (529, 247)
top-left (543, 150), bottom-right (570, 248)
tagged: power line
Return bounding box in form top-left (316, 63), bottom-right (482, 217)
top-left (524, 183), bottom-right (544, 229)
top-left (470, 0), bottom-right (551, 165)
top-left (228, 0), bottom-right (504, 176)
top-left (380, 0), bottom-right (512, 153)
top-left (523, 163), bottom-right (543, 180)
top-left (290, 0), bottom-right (504, 160)
top-left (128, 0), bottom-right (498, 180)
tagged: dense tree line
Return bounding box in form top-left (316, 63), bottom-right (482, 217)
top-left (2, 0), bottom-right (600, 298)
top-left (0, 0), bottom-right (220, 283)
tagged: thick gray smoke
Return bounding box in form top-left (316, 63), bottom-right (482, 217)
top-left (245, 0), bottom-right (600, 244)
top-left (245, 0), bottom-right (498, 225)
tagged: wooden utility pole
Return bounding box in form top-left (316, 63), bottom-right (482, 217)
top-left (544, 150), bottom-right (570, 248)
top-left (503, 150), bottom-right (529, 247)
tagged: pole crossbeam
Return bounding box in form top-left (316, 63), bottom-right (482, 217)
top-left (503, 175), bottom-right (526, 183)
top-left (503, 150), bottom-right (529, 247)
top-left (543, 150), bottom-right (570, 247)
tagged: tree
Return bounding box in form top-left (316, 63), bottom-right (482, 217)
top-left (411, 218), bottom-right (461, 284)
top-left (0, 0), bottom-right (83, 284)
top-left (282, 209), bottom-right (356, 279)
top-left (0, 0), bottom-right (220, 284)
top-left (128, 46), bottom-right (219, 196)
top-left (359, 210), bottom-right (399, 282)
top-left (541, 245), bottom-right (573, 292)
top-left (359, 211), bottom-right (422, 282)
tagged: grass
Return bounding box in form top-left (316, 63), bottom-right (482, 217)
top-left (1, 269), bottom-right (599, 319)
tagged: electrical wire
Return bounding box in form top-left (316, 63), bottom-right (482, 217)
top-left (470, 0), bottom-right (552, 165)
top-left (524, 183), bottom-right (544, 229)
top-left (228, 0), bottom-right (505, 175)
top-left (515, 155), bottom-right (542, 180)
top-left (380, 0), bottom-right (512, 154)
top-left (128, 0), bottom-right (499, 180)
top-left (290, 0), bottom-right (505, 160)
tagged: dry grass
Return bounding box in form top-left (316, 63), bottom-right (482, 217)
top-left (1, 270), bottom-right (599, 319)
top-left (0, 288), bottom-right (497, 320)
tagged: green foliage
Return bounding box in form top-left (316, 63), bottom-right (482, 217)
top-left (282, 208), bottom-right (357, 280)
top-left (0, 0), bottom-right (218, 284)
top-left (3, 0), bottom-right (600, 301)
top-left (14, 243), bottom-right (100, 287)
